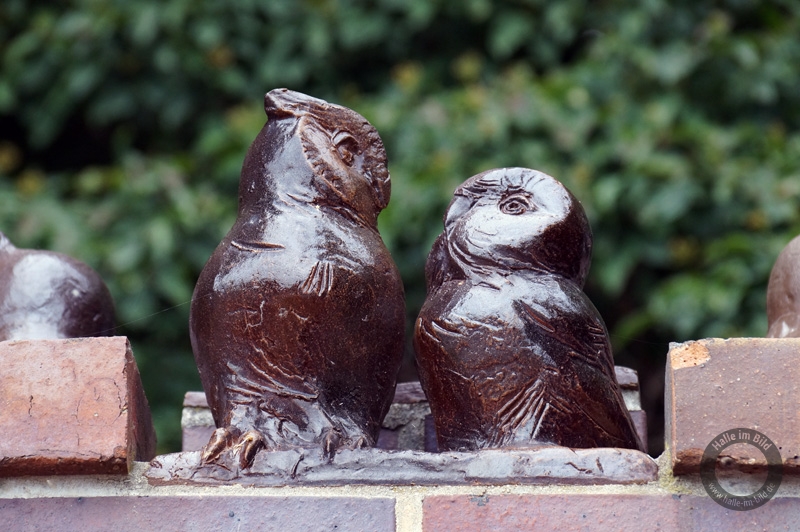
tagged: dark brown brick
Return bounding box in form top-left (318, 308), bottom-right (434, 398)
top-left (666, 338), bottom-right (800, 475)
top-left (0, 496), bottom-right (395, 532)
top-left (181, 383), bottom-right (433, 452)
top-left (393, 381), bottom-right (428, 403)
top-left (422, 494), bottom-right (800, 531)
top-left (181, 425), bottom-right (215, 453)
top-left (615, 365), bottom-right (640, 389)
top-left (0, 337), bottom-right (156, 476)
top-left (630, 410), bottom-right (648, 454)
top-left (182, 370), bottom-right (643, 453)
top-left (182, 391), bottom-right (209, 408)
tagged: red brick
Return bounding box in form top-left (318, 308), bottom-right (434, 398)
top-left (0, 337), bottom-right (156, 476)
top-left (182, 381), bottom-right (428, 409)
top-left (0, 496), bottom-right (395, 532)
top-left (422, 494), bottom-right (800, 531)
top-left (666, 338), bottom-right (800, 475)
top-left (615, 365), bottom-right (640, 389)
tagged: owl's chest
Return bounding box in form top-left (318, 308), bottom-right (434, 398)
top-left (428, 276), bottom-right (590, 365)
top-left (213, 213), bottom-right (384, 299)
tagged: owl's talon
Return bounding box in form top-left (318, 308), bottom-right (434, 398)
top-left (201, 427), bottom-right (240, 464)
top-left (321, 428), bottom-right (342, 463)
top-left (236, 430), bottom-right (267, 469)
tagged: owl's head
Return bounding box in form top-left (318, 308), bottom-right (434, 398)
top-left (0, 247), bottom-right (116, 341)
top-left (441, 168), bottom-right (592, 286)
top-left (257, 88), bottom-right (390, 227)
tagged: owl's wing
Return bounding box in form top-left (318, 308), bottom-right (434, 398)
top-left (512, 298), bottom-right (642, 449)
top-left (300, 261), bottom-right (335, 296)
top-left (222, 305), bottom-right (321, 408)
top-left (415, 310), bottom-right (482, 401)
top-left (513, 299), bottom-right (616, 381)
top-left (414, 292), bottom-right (488, 449)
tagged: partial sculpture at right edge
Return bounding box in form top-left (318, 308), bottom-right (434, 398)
top-left (414, 168), bottom-right (643, 452)
top-left (767, 235), bottom-right (800, 338)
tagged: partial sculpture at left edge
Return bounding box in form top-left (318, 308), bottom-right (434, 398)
top-left (0, 232), bottom-right (116, 341)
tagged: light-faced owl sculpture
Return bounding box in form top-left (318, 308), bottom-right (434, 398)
top-left (414, 168), bottom-right (643, 452)
top-left (190, 89), bottom-right (405, 468)
top-left (767, 234), bottom-right (800, 338)
top-left (0, 232), bottom-right (116, 341)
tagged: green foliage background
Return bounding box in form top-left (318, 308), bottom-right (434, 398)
top-left (1, 0), bottom-right (798, 454)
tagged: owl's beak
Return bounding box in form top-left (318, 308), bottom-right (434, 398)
top-left (264, 88), bottom-right (331, 120)
top-left (444, 194), bottom-right (473, 231)
top-left (264, 91), bottom-right (295, 119)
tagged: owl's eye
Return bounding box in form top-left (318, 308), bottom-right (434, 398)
top-left (499, 194), bottom-right (533, 215)
top-left (333, 131), bottom-right (360, 167)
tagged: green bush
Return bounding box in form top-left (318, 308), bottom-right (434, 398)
top-left (1, 0), bottom-right (798, 454)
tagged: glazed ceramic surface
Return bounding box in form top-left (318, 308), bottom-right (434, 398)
top-left (0, 232), bottom-right (115, 341)
top-left (190, 89), bottom-right (405, 467)
top-left (414, 168), bottom-right (643, 452)
top-left (767, 235), bottom-right (800, 338)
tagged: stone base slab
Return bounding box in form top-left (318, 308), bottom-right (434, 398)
top-left (146, 446), bottom-right (657, 487)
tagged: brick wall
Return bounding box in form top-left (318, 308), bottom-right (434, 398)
top-left (3, 337), bottom-right (800, 531)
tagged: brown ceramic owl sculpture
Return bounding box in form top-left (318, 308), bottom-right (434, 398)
top-left (414, 168), bottom-right (643, 452)
top-left (0, 232), bottom-right (116, 341)
top-left (767, 234), bottom-right (800, 337)
top-left (190, 89), bottom-right (405, 468)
